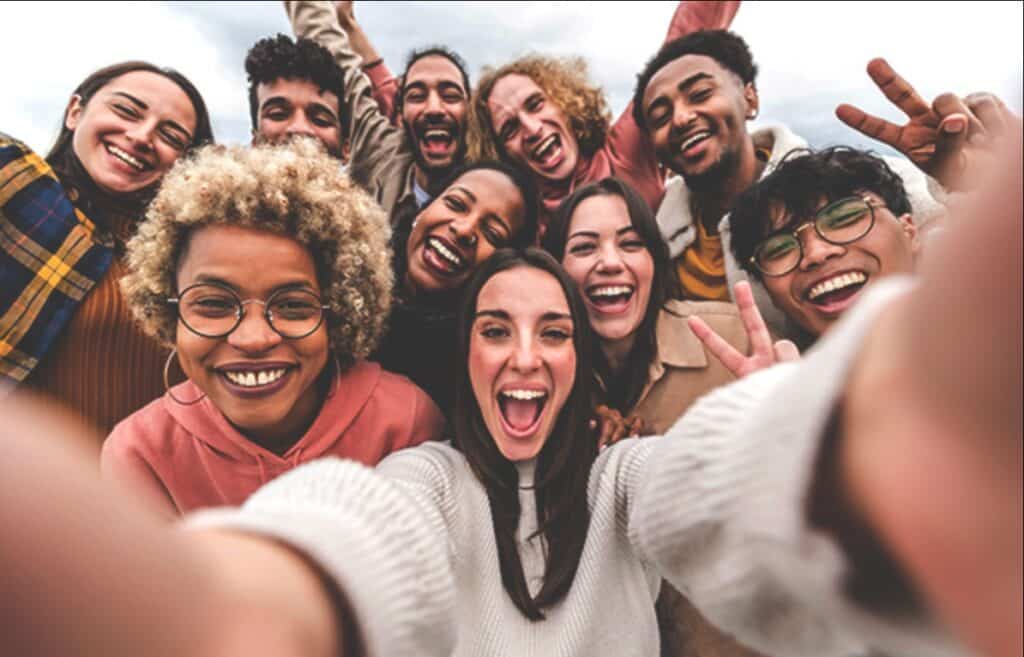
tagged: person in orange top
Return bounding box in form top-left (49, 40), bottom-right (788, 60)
top-left (101, 140), bottom-right (444, 517)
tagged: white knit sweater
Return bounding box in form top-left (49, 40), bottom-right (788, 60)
top-left (190, 279), bottom-right (967, 657)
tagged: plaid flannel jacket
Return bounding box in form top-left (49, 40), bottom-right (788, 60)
top-left (0, 133), bottom-right (113, 385)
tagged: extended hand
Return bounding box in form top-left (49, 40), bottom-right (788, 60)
top-left (688, 281), bottom-right (800, 378)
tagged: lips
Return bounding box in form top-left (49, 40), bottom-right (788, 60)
top-left (215, 362), bottom-right (295, 398)
top-left (804, 270), bottom-right (868, 314)
top-left (105, 142), bottom-right (153, 172)
top-left (415, 122), bottom-right (459, 159)
top-left (585, 284), bottom-right (635, 314)
top-left (421, 235), bottom-right (469, 277)
top-left (529, 133), bottom-right (564, 171)
top-left (497, 386), bottom-right (548, 437)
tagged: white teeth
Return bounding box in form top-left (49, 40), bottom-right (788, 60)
top-left (107, 144), bottom-right (147, 171)
top-left (424, 129), bottom-right (451, 140)
top-left (501, 389), bottom-right (546, 401)
top-left (429, 238), bottom-right (465, 267)
top-left (680, 131), bottom-right (711, 152)
top-left (589, 285), bottom-right (633, 298)
top-left (224, 368), bottom-right (286, 387)
top-left (808, 272), bottom-right (867, 301)
top-left (532, 134), bottom-right (558, 159)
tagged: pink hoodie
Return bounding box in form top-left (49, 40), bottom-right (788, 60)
top-left (102, 360), bottom-right (443, 516)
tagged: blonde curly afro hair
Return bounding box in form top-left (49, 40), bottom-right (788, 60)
top-left (121, 139), bottom-right (393, 368)
top-left (469, 55), bottom-right (611, 165)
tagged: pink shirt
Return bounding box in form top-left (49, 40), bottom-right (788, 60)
top-left (102, 360), bottom-right (444, 516)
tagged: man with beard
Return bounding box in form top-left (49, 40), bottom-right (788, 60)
top-left (245, 34), bottom-right (351, 163)
top-left (632, 32), bottom-right (944, 325)
top-left (284, 0), bottom-right (469, 224)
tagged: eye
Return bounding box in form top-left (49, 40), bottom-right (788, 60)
top-left (479, 324), bottom-right (510, 340)
top-left (158, 128), bottom-right (186, 151)
top-left (112, 103), bottom-right (141, 119)
top-left (525, 96), bottom-right (544, 112)
top-left (442, 91), bottom-right (465, 103)
top-left (541, 327), bottom-right (572, 342)
top-left (759, 235), bottom-right (798, 261)
top-left (311, 113), bottom-right (337, 128)
top-left (264, 108), bottom-right (289, 122)
top-left (646, 105), bottom-right (669, 128)
top-left (443, 195), bottom-right (468, 212)
top-left (499, 120), bottom-right (519, 142)
top-left (404, 90), bottom-right (426, 104)
top-left (568, 242), bottom-right (596, 257)
top-left (620, 238), bottom-right (646, 252)
top-left (186, 295), bottom-right (237, 317)
top-left (690, 87), bottom-right (713, 103)
top-left (481, 223), bottom-right (508, 248)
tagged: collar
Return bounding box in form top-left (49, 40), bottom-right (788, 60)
top-left (650, 300), bottom-right (710, 373)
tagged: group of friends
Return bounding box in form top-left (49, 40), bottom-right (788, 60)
top-left (0, 2), bottom-right (1020, 657)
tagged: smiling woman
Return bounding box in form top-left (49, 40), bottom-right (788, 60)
top-left (100, 140), bottom-right (444, 516)
top-left (1, 61), bottom-right (213, 435)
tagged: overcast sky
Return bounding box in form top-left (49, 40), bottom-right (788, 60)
top-left (3, 1), bottom-right (1021, 155)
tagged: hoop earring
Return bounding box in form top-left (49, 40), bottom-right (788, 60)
top-left (323, 351), bottom-right (343, 400)
top-left (747, 108), bottom-right (759, 120)
top-left (163, 348), bottom-right (206, 405)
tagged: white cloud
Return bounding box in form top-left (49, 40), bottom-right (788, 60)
top-left (1, 0), bottom-right (1020, 153)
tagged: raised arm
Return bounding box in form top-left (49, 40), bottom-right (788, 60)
top-left (627, 130), bottom-right (1021, 657)
top-left (335, 1), bottom-right (399, 120)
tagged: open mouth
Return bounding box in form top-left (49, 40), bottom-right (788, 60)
top-left (497, 388), bottom-right (548, 437)
top-left (806, 271), bottom-right (868, 311)
top-left (529, 133), bottom-right (563, 170)
top-left (105, 143), bottom-right (152, 172)
top-left (586, 284), bottom-right (635, 314)
top-left (676, 129), bottom-right (713, 159)
top-left (418, 126), bottom-right (457, 158)
top-left (216, 365), bottom-right (293, 396)
top-left (422, 235), bottom-right (468, 277)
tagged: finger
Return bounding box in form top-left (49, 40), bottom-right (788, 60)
top-left (733, 281), bottom-right (773, 357)
top-left (688, 315), bottom-right (746, 377)
top-left (964, 92), bottom-right (1010, 138)
top-left (865, 57), bottom-right (933, 122)
top-left (933, 93), bottom-right (986, 141)
top-left (836, 103), bottom-right (905, 150)
top-left (773, 339), bottom-right (801, 362)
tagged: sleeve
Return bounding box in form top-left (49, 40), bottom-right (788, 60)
top-left (621, 278), bottom-right (964, 657)
top-left (364, 60), bottom-right (399, 122)
top-left (606, 1), bottom-right (740, 211)
top-left (187, 451), bottom-right (457, 657)
top-left (100, 428), bottom-right (179, 519)
top-left (285, 1), bottom-right (404, 186)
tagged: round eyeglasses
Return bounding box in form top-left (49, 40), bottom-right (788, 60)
top-left (750, 196), bottom-right (878, 277)
top-left (167, 283), bottom-right (329, 339)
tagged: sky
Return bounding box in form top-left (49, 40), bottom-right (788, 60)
top-left (2, 1), bottom-right (1021, 155)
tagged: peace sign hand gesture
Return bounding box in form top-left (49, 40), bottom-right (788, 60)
top-left (836, 58), bottom-right (1018, 192)
top-left (688, 281), bottom-right (800, 379)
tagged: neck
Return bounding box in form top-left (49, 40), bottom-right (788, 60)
top-left (239, 374), bottom-right (329, 456)
top-left (601, 333), bottom-right (636, 375)
top-left (690, 137), bottom-right (764, 235)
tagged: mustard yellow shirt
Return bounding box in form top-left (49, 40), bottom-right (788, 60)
top-left (676, 218), bottom-right (729, 301)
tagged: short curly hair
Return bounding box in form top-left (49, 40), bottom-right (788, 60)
top-left (121, 140), bottom-right (393, 368)
top-left (470, 55), bottom-right (611, 165)
top-left (245, 34), bottom-right (348, 136)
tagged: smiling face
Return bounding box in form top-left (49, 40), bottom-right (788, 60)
top-left (469, 266), bottom-right (577, 462)
top-left (174, 224), bottom-right (329, 445)
top-left (761, 193), bottom-right (920, 337)
top-left (641, 54), bottom-right (756, 183)
top-left (65, 70), bottom-right (197, 195)
top-left (400, 54), bottom-right (468, 175)
top-left (487, 73), bottom-right (580, 183)
top-left (561, 194), bottom-right (653, 353)
top-left (254, 77), bottom-right (344, 159)
top-left (405, 168), bottom-right (526, 294)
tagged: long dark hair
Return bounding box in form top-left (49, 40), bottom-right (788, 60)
top-left (453, 248), bottom-right (597, 620)
top-left (45, 61), bottom-right (214, 219)
top-left (543, 177), bottom-right (678, 413)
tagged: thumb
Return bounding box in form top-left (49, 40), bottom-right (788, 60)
top-left (773, 339), bottom-right (801, 362)
top-left (933, 114), bottom-right (970, 187)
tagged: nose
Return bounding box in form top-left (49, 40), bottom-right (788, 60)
top-left (510, 334), bottom-right (542, 373)
top-left (670, 98), bottom-right (696, 132)
top-left (286, 113), bottom-right (317, 138)
top-left (798, 226), bottom-right (845, 271)
top-left (424, 90), bottom-right (445, 116)
top-left (596, 241), bottom-right (624, 273)
top-left (448, 217), bottom-right (479, 250)
top-left (124, 121), bottom-right (155, 152)
top-left (227, 303), bottom-right (282, 353)
top-left (520, 112), bottom-right (543, 140)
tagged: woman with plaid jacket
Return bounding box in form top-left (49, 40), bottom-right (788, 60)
top-left (0, 61), bottom-right (213, 435)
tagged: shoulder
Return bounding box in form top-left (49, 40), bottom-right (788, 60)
top-left (377, 441), bottom-right (465, 485)
top-left (105, 395), bottom-right (176, 443)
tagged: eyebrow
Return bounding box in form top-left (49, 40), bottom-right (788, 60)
top-left (677, 72), bottom-right (713, 94)
top-left (449, 185), bottom-right (477, 203)
top-left (189, 275), bottom-right (317, 293)
top-left (475, 309), bottom-right (572, 321)
top-left (567, 225), bottom-right (638, 241)
top-left (111, 90), bottom-right (193, 141)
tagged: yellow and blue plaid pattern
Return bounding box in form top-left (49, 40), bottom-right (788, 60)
top-left (0, 133), bottom-right (113, 384)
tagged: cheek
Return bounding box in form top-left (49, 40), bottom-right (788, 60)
top-left (174, 327), bottom-right (214, 382)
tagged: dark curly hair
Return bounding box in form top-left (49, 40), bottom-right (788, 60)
top-left (245, 34), bottom-right (348, 136)
top-left (729, 146), bottom-right (913, 281)
top-left (632, 30), bottom-right (758, 130)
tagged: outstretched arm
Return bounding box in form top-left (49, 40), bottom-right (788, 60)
top-left (335, 1), bottom-right (399, 120)
top-left (836, 58), bottom-right (1021, 191)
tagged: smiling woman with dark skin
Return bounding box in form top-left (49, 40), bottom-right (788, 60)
top-left (101, 141), bottom-right (444, 516)
top-left (1, 61), bottom-right (213, 435)
top-left (374, 159), bottom-right (538, 417)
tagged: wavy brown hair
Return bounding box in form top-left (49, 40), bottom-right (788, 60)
top-left (121, 139), bottom-right (393, 368)
top-left (470, 55), bottom-right (611, 167)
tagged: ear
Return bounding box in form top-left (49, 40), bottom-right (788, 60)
top-left (898, 213), bottom-right (922, 256)
top-left (64, 94), bottom-right (84, 131)
top-left (743, 82), bottom-right (759, 120)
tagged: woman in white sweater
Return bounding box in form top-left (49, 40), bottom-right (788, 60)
top-left (2, 134), bottom-right (1020, 657)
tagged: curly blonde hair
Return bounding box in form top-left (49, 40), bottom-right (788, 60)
top-left (121, 140), bottom-right (393, 367)
top-left (469, 55), bottom-right (611, 165)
